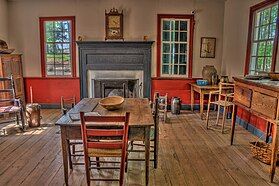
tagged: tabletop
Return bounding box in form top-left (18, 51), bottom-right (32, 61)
top-left (190, 83), bottom-right (219, 89)
top-left (56, 98), bottom-right (154, 127)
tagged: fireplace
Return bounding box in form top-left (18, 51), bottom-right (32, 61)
top-left (77, 41), bottom-right (154, 98)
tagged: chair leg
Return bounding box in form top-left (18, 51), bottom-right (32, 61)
top-left (85, 157), bottom-right (91, 186)
top-left (120, 154), bottom-right (125, 186)
top-left (206, 102), bottom-right (211, 129)
top-left (125, 152), bottom-right (128, 172)
top-left (216, 104), bottom-right (221, 126)
top-left (221, 106), bottom-right (227, 134)
top-left (20, 109), bottom-right (25, 130)
top-left (16, 113), bottom-right (19, 126)
top-left (67, 141), bottom-right (73, 170)
top-left (96, 157), bottom-right (100, 169)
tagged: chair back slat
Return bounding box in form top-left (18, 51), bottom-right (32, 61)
top-left (87, 129), bottom-right (124, 137)
top-left (84, 115), bottom-right (126, 122)
top-left (87, 141), bottom-right (123, 149)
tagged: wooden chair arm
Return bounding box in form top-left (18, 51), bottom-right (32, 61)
top-left (209, 90), bottom-right (220, 95)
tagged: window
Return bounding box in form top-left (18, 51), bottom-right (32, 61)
top-left (157, 14), bottom-right (194, 77)
top-left (39, 17), bottom-right (76, 77)
top-left (246, 1), bottom-right (278, 75)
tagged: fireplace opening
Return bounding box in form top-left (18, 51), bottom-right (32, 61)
top-left (93, 78), bottom-right (141, 98)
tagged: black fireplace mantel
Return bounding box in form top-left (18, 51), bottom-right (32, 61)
top-left (77, 41), bottom-right (154, 98)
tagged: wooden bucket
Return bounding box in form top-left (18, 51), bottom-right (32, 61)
top-left (26, 103), bottom-right (41, 127)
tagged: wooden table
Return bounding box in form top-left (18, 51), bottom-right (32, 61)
top-left (190, 83), bottom-right (219, 119)
top-left (231, 77), bottom-right (279, 183)
top-left (56, 98), bottom-right (154, 186)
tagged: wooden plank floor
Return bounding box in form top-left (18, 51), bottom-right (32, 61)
top-left (0, 109), bottom-right (279, 186)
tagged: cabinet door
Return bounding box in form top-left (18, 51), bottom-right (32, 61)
top-left (14, 77), bottom-right (24, 97)
top-left (1, 58), bottom-right (12, 77)
top-left (11, 56), bottom-right (22, 76)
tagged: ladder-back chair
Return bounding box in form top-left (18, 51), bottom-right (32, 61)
top-left (0, 75), bottom-right (25, 130)
top-left (80, 112), bottom-right (130, 186)
top-left (206, 82), bottom-right (234, 133)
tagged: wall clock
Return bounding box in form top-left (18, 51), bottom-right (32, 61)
top-left (105, 8), bottom-right (124, 40)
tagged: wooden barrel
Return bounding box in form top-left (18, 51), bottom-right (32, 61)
top-left (26, 103), bottom-right (41, 127)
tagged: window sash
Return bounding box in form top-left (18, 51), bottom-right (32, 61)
top-left (160, 18), bottom-right (190, 77)
top-left (249, 3), bottom-right (278, 75)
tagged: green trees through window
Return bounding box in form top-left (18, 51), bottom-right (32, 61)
top-left (44, 20), bottom-right (72, 76)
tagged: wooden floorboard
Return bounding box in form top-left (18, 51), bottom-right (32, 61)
top-left (0, 109), bottom-right (278, 186)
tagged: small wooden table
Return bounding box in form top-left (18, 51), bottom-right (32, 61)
top-left (190, 83), bottom-right (219, 119)
top-left (56, 98), bottom-right (154, 186)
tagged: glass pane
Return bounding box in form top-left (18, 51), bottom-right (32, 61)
top-left (174, 54), bottom-right (179, 64)
top-left (45, 22), bottom-right (54, 32)
top-left (251, 43), bottom-right (258, 56)
top-left (54, 21), bottom-right (63, 31)
top-left (63, 44), bottom-right (70, 53)
top-left (259, 25), bottom-right (269, 40)
top-left (163, 43), bottom-right (170, 53)
top-left (171, 32), bottom-right (178, 42)
top-left (46, 32), bottom-right (54, 42)
top-left (265, 57), bottom-right (272, 72)
top-left (271, 5), bottom-right (278, 23)
top-left (54, 32), bottom-right (63, 42)
top-left (46, 55), bottom-right (54, 65)
top-left (63, 54), bottom-right (71, 64)
top-left (269, 23), bottom-right (276, 39)
top-left (62, 21), bottom-right (70, 32)
top-left (170, 54), bottom-right (174, 64)
top-left (64, 67), bottom-right (72, 75)
top-left (63, 32), bottom-right (70, 42)
top-left (180, 32), bottom-right (187, 42)
top-left (179, 65), bottom-right (186, 75)
top-left (162, 31), bottom-right (170, 41)
top-left (179, 54), bottom-right (186, 64)
top-left (163, 20), bottom-right (170, 30)
top-left (174, 65), bottom-right (178, 74)
top-left (175, 21), bottom-right (179, 30)
top-left (47, 65), bottom-right (55, 75)
top-left (180, 21), bottom-right (187, 31)
top-left (250, 57), bottom-right (256, 71)
top-left (180, 44), bottom-right (187, 53)
top-left (171, 21), bottom-right (175, 30)
top-left (261, 8), bottom-right (270, 25)
top-left (162, 65), bottom-right (169, 74)
top-left (257, 57), bottom-right (264, 71)
top-left (255, 12), bottom-right (261, 27)
top-left (257, 42), bottom-right (266, 56)
top-left (265, 41), bottom-right (273, 56)
top-left (162, 54), bottom-right (169, 64)
top-left (55, 54), bottom-right (63, 64)
top-left (171, 43), bottom-right (178, 53)
top-left (46, 44), bottom-right (54, 54)
top-left (253, 27), bottom-right (259, 41)
top-left (54, 44), bottom-right (63, 54)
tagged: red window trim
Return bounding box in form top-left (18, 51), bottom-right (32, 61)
top-left (244, 0), bottom-right (279, 75)
top-left (39, 16), bottom-right (76, 78)
top-left (156, 14), bottom-right (195, 78)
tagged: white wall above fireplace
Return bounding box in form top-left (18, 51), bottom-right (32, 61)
top-left (87, 70), bottom-right (144, 98)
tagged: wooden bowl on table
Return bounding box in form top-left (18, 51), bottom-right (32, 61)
top-left (99, 96), bottom-right (124, 111)
top-left (268, 72), bottom-right (279, 81)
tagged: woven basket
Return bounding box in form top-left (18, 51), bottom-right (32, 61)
top-left (249, 141), bottom-right (279, 165)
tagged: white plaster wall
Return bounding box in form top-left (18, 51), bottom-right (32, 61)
top-left (222, 0), bottom-right (279, 78)
top-left (0, 0), bottom-right (8, 41)
top-left (7, 0), bottom-right (225, 78)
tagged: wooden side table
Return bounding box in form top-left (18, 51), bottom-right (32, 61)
top-left (190, 83), bottom-right (219, 119)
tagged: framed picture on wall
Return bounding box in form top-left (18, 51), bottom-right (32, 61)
top-left (200, 37), bottom-right (216, 58)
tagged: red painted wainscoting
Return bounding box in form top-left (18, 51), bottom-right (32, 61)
top-left (24, 77), bottom-right (80, 104)
top-left (151, 77), bottom-right (200, 105)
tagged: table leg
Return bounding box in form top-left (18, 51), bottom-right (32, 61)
top-left (145, 127), bottom-right (151, 186)
top-left (191, 86), bottom-right (194, 112)
top-left (266, 122), bottom-right (271, 143)
top-left (60, 127), bottom-right (69, 186)
top-left (270, 123), bottom-right (279, 183)
top-left (200, 93), bottom-right (204, 119)
top-left (230, 104), bottom-right (237, 145)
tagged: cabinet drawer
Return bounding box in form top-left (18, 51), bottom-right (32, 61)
top-left (251, 91), bottom-right (278, 119)
top-left (234, 85), bottom-right (252, 107)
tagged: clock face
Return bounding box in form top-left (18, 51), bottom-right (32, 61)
top-left (108, 16), bottom-right (120, 28)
